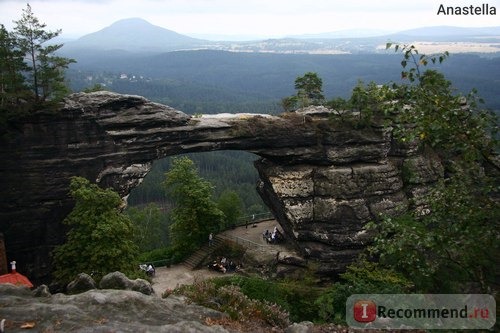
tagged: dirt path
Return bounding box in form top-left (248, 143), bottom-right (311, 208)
top-left (151, 265), bottom-right (223, 295)
top-left (151, 220), bottom-right (289, 295)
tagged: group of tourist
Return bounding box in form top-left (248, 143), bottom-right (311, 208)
top-left (263, 226), bottom-right (283, 244)
top-left (208, 257), bottom-right (241, 274)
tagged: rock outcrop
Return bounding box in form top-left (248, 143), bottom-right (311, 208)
top-left (99, 271), bottom-right (154, 295)
top-left (65, 271), bottom-right (154, 296)
top-left (0, 284), bottom-right (228, 333)
top-left (0, 92), bottom-right (444, 282)
top-left (66, 273), bottom-right (97, 295)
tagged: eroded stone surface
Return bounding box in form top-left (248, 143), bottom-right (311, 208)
top-left (0, 284), bottom-right (227, 333)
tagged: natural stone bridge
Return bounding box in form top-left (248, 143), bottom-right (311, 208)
top-left (0, 92), bottom-right (444, 283)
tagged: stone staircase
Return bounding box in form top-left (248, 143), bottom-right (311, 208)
top-left (183, 235), bottom-right (225, 269)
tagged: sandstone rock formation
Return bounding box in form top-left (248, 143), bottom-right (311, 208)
top-left (0, 92), bottom-right (444, 282)
top-left (99, 271), bottom-right (154, 295)
top-left (0, 284), bottom-right (228, 333)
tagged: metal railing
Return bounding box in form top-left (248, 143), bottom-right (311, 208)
top-left (234, 212), bottom-right (274, 227)
top-left (143, 213), bottom-right (276, 268)
top-left (139, 258), bottom-right (172, 267)
top-left (217, 234), bottom-right (269, 249)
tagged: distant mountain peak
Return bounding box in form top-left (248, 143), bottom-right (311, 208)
top-left (110, 17), bottom-right (151, 25)
top-left (105, 18), bottom-right (167, 31)
top-left (67, 18), bottom-right (204, 52)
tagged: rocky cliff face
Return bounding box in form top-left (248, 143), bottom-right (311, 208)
top-left (0, 92), bottom-right (443, 282)
top-left (256, 138), bottom-right (443, 276)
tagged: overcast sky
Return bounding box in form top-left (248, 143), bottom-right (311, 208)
top-left (0, 0), bottom-right (499, 39)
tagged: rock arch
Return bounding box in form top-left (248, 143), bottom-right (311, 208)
top-left (0, 92), bottom-right (443, 282)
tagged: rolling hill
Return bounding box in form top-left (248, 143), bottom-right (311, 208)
top-left (63, 18), bottom-right (205, 53)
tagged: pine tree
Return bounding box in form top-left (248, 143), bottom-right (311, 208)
top-left (281, 72), bottom-right (325, 111)
top-left (13, 4), bottom-right (74, 104)
top-left (294, 72), bottom-right (325, 107)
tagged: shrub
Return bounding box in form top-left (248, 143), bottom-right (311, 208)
top-left (172, 278), bottom-right (290, 328)
top-left (314, 259), bottom-right (412, 324)
top-left (210, 275), bottom-right (323, 323)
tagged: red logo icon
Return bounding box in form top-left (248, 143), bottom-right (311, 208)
top-left (353, 300), bottom-right (377, 322)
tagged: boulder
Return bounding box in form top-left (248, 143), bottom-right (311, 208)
top-left (99, 271), bottom-right (133, 290)
top-left (66, 273), bottom-right (96, 295)
top-left (32, 284), bottom-right (51, 297)
top-left (131, 278), bottom-right (155, 295)
top-left (99, 271), bottom-right (154, 295)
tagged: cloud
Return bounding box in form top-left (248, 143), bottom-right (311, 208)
top-left (1, 0), bottom-right (498, 38)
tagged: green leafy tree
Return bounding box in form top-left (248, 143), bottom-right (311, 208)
top-left (359, 44), bottom-right (500, 294)
top-left (388, 43), bottom-right (449, 83)
top-left (217, 190), bottom-right (243, 228)
top-left (163, 157), bottom-right (224, 255)
top-left (52, 177), bottom-right (139, 284)
top-left (347, 80), bottom-right (397, 125)
top-left (387, 53), bottom-right (497, 168)
top-left (366, 175), bottom-right (499, 293)
top-left (13, 3), bottom-right (75, 104)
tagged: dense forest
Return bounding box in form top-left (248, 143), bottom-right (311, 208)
top-left (66, 51), bottom-right (500, 115)
top-left (127, 151), bottom-right (268, 217)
